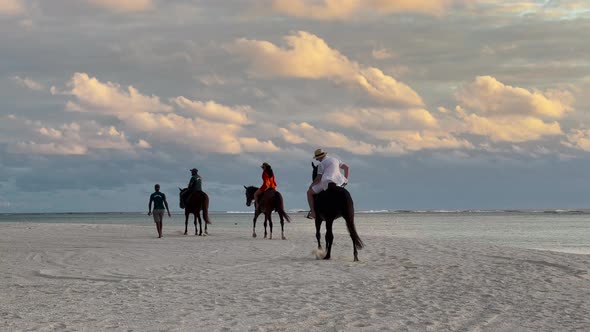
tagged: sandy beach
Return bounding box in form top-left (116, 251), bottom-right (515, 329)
top-left (1, 216), bottom-right (589, 332)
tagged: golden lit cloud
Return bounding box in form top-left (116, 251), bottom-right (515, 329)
top-left (228, 31), bottom-right (423, 106)
top-left (0, 0), bottom-right (25, 15)
top-left (269, 0), bottom-right (471, 20)
top-left (87, 0), bottom-right (154, 13)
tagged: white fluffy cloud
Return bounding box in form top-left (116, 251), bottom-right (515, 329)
top-left (456, 76), bottom-right (573, 119)
top-left (3, 116), bottom-right (149, 156)
top-left (56, 73), bottom-right (279, 155)
top-left (563, 129), bottom-right (590, 152)
top-left (87, 0), bottom-right (154, 13)
top-left (60, 72), bottom-right (173, 115)
top-left (269, 0), bottom-right (472, 20)
top-left (228, 31), bottom-right (423, 107)
top-left (454, 76), bottom-right (573, 143)
top-left (279, 122), bottom-right (376, 155)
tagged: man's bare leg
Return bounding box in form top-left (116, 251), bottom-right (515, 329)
top-left (306, 188), bottom-right (316, 219)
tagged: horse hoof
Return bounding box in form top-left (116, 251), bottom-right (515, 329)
top-left (354, 257), bottom-right (359, 262)
top-left (184, 232), bottom-right (187, 235)
top-left (282, 236), bottom-right (286, 240)
top-left (323, 256), bottom-right (331, 260)
top-left (252, 233), bottom-right (257, 238)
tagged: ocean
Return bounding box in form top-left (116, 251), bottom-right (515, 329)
top-left (1, 210), bottom-right (589, 255)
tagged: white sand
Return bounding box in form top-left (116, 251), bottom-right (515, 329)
top-left (1, 218), bottom-right (589, 331)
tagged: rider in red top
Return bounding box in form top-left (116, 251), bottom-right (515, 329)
top-left (254, 162), bottom-right (277, 208)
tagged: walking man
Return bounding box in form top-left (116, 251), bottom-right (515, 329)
top-left (148, 184), bottom-right (171, 238)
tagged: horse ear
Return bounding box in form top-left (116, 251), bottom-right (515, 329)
top-left (244, 185), bottom-right (247, 189)
top-left (179, 187), bottom-right (182, 192)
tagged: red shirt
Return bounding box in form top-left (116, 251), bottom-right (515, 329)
top-left (259, 170), bottom-right (277, 191)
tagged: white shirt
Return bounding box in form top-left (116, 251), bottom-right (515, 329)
top-left (317, 156), bottom-right (347, 186)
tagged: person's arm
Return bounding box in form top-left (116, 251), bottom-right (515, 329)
top-left (148, 196), bottom-right (153, 215)
top-left (340, 163), bottom-right (349, 180)
top-left (164, 199), bottom-right (171, 217)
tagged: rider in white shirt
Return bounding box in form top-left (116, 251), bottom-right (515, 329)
top-left (307, 149), bottom-right (349, 219)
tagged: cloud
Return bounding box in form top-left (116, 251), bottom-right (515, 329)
top-left (60, 72), bottom-right (173, 115)
top-left (453, 76), bottom-right (573, 143)
top-left (11, 76), bottom-right (44, 91)
top-left (325, 108), bottom-right (471, 152)
top-left (268, 0), bottom-right (472, 20)
top-left (461, 113), bottom-right (561, 143)
top-left (58, 73), bottom-right (279, 155)
top-left (0, 0), bottom-right (25, 16)
top-left (171, 96), bottom-right (251, 125)
top-left (456, 76), bottom-right (573, 119)
top-left (4, 118), bottom-right (148, 155)
top-left (87, 0), bottom-right (154, 13)
top-left (563, 129), bottom-right (590, 152)
top-left (279, 122), bottom-right (376, 155)
top-left (328, 108), bottom-right (438, 131)
top-left (228, 31), bottom-right (423, 106)
top-left (372, 48), bottom-right (394, 60)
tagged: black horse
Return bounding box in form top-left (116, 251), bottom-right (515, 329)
top-left (311, 162), bottom-right (364, 261)
top-left (244, 186), bottom-right (291, 239)
top-left (179, 188), bottom-right (210, 236)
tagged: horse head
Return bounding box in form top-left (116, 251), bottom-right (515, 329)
top-left (244, 185), bottom-right (257, 207)
top-left (311, 162), bottom-right (318, 180)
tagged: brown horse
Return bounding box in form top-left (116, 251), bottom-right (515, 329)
top-left (179, 188), bottom-right (210, 236)
top-left (311, 163), bottom-right (363, 261)
top-left (244, 186), bottom-right (291, 239)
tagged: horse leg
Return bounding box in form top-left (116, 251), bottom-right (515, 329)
top-left (197, 211), bottom-right (203, 236)
top-left (279, 212), bottom-right (286, 240)
top-left (204, 218), bottom-right (208, 235)
top-left (315, 218), bottom-right (322, 249)
top-left (263, 215), bottom-right (268, 239)
top-left (267, 213), bottom-right (273, 240)
top-left (184, 212), bottom-right (189, 235)
top-left (324, 219), bottom-right (334, 260)
top-left (194, 213), bottom-right (198, 236)
top-left (252, 211), bottom-right (261, 238)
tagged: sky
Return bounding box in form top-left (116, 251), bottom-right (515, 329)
top-left (1, 0), bottom-right (590, 213)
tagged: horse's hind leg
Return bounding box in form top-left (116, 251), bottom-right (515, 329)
top-left (194, 214), bottom-right (199, 236)
top-left (197, 212), bottom-right (203, 236)
top-left (315, 218), bottom-right (322, 249)
top-left (204, 219), bottom-right (208, 235)
top-left (324, 219), bottom-right (334, 260)
top-left (184, 213), bottom-right (189, 235)
top-left (263, 216), bottom-right (268, 239)
top-left (279, 214), bottom-right (286, 240)
top-left (267, 213), bottom-right (273, 240)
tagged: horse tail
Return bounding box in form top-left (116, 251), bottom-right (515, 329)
top-left (203, 192), bottom-right (211, 224)
top-left (275, 191), bottom-right (291, 223)
top-left (343, 189), bottom-right (363, 250)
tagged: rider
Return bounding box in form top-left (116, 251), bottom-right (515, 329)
top-left (254, 162), bottom-right (277, 209)
top-left (306, 149), bottom-right (349, 219)
top-left (183, 168), bottom-right (202, 207)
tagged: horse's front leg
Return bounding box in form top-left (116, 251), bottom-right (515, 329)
top-left (252, 211), bottom-right (261, 238)
top-left (324, 219), bottom-right (334, 260)
top-left (184, 212), bottom-right (189, 235)
top-left (194, 214), bottom-right (199, 236)
top-left (315, 218), bottom-right (322, 249)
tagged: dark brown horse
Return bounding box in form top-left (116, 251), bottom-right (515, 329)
top-left (179, 188), bottom-right (210, 236)
top-left (311, 163), bottom-right (363, 261)
top-left (244, 186), bottom-right (291, 240)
